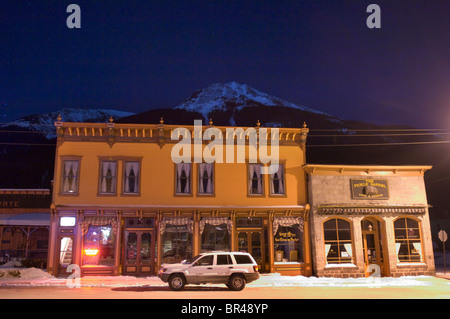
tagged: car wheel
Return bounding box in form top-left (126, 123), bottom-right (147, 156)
top-left (168, 274), bottom-right (186, 291)
top-left (228, 274), bottom-right (246, 291)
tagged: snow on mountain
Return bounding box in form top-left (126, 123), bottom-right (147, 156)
top-left (5, 108), bottom-right (135, 138)
top-left (174, 82), bottom-right (329, 122)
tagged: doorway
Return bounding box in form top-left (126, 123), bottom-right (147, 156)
top-left (236, 230), bottom-right (265, 271)
top-left (58, 236), bottom-right (74, 277)
top-left (361, 217), bottom-right (388, 277)
top-left (123, 218), bottom-right (156, 276)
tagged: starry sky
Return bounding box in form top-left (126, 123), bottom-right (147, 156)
top-left (1, 0), bottom-right (450, 128)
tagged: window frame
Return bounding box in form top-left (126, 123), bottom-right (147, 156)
top-left (323, 217), bottom-right (354, 265)
top-left (98, 160), bottom-right (118, 195)
top-left (174, 163), bottom-right (192, 196)
top-left (269, 162), bottom-right (286, 197)
top-left (247, 163), bottom-right (264, 196)
top-left (122, 160), bottom-right (141, 196)
top-left (60, 156), bottom-right (81, 195)
top-left (197, 162), bottom-right (215, 196)
top-left (393, 217), bottom-right (423, 263)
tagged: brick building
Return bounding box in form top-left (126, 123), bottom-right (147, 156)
top-left (304, 164), bottom-right (435, 278)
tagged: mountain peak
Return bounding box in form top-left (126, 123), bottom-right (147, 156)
top-left (174, 82), bottom-right (328, 122)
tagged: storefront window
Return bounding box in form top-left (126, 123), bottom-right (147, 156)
top-left (201, 223), bottom-right (230, 252)
top-left (162, 224), bottom-right (192, 263)
top-left (324, 218), bottom-right (353, 264)
top-left (394, 218), bottom-right (422, 262)
top-left (83, 225), bottom-right (115, 266)
top-left (274, 225), bottom-right (303, 263)
top-left (273, 217), bottom-right (304, 264)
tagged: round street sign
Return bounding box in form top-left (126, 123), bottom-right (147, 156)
top-left (438, 230), bottom-right (448, 242)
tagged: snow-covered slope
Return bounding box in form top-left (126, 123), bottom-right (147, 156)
top-left (5, 108), bottom-right (135, 138)
top-left (174, 82), bottom-right (328, 123)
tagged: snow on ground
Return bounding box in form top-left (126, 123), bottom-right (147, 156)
top-left (0, 267), bottom-right (446, 289)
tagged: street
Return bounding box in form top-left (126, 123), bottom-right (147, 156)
top-left (0, 276), bottom-right (449, 299)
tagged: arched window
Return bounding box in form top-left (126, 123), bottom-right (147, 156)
top-left (323, 218), bottom-right (353, 264)
top-left (394, 218), bottom-right (422, 262)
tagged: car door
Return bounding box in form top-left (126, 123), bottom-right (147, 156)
top-left (215, 254), bottom-right (234, 283)
top-left (187, 255), bottom-right (214, 284)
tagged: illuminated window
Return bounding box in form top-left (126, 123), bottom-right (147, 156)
top-left (60, 217), bottom-right (76, 227)
top-left (394, 218), bottom-right (422, 262)
top-left (61, 160), bottom-right (79, 194)
top-left (82, 225), bottom-right (115, 266)
top-left (324, 218), bottom-right (353, 264)
top-left (99, 161), bottom-right (117, 194)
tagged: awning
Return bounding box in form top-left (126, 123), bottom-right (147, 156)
top-left (0, 213), bottom-right (50, 226)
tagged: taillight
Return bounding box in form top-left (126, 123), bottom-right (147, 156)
top-left (253, 265), bottom-right (259, 272)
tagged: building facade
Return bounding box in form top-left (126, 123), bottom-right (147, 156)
top-left (304, 165), bottom-right (435, 278)
top-left (0, 189), bottom-right (51, 268)
top-left (47, 118), bottom-right (312, 277)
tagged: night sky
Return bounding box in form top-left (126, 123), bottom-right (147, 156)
top-left (1, 0), bottom-right (450, 128)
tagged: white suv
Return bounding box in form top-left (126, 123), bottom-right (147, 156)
top-left (158, 251), bottom-right (260, 291)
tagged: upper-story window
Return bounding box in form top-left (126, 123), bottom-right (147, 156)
top-left (61, 159), bottom-right (80, 194)
top-left (99, 161), bottom-right (117, 194)
top-left (175, 163), bottom-right (191, 195)
top-left (198, 163), bottom-right (214, 195)
top-left (248, 164), bottom-right (263, 195)
top-left (270, 164), bottom-right (285, 195)
top-left (123, 161), bottom-right (140, 194)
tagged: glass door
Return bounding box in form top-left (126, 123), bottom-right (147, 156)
top-left (123, 230), bottom-right (154, 276)
top-left (58, 236), bottom-right (74, 277)
top-left (361, 218), bottom-right (386, 277)
top-left (236, 230), bottom-right (264, 271)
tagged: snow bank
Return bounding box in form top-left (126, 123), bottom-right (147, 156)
top-left (0, 267), bottom-right (53, 280)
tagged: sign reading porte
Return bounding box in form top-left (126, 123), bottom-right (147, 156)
top-left (350, 179), bottom-right (389, 200)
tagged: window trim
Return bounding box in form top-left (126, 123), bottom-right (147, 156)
top-left (98, 160), bottom-right (118, 196)
top-left (269, 161), bottom-right (287, 197)
top-left (59, 156), bottom-right (82, 196)
top-left (197, 162), bottom-right (215, 196)
top-left (247, 163), bottom-right (265, 197)
top-left (323, 217), bottom-right (355, 265)
top-left (121, 159), bottom-right (142, 196)
top-left (393, 216), bottom-right (424, 263)
top-left (174, 162), bottom-right (193, 196)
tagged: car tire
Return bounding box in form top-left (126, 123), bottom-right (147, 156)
top-left (228, 274), bottom-right (246, 291)
top-left (168, 274), bottom-right (186, 291)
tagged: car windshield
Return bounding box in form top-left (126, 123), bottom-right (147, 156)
top-left (184, 254), bottom-right (203, 264)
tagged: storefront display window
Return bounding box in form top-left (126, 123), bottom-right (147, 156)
top-left (273, 217), bottom-right (303, 263)
top-left (162, 224), bottom-right (192, 263)
top-left (200, 218), bottom-right (231, 252)
top-left (82, 225), bottom-right (115, 266)
top-left (323, 218), bottom-right (353, 264)
top-left (394, 218), bottom-right (422, 262)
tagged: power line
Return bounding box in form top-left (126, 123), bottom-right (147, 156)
top-left (306, 140), bottom-right (450, 147)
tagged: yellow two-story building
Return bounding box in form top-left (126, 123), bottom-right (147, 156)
top-left (47, 117), bottom-right (312, 277)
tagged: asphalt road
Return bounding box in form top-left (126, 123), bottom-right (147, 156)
top-left (0, 278), bottom-right (449, 299)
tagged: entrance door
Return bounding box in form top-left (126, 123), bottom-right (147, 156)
top-left (123, 230), bottom-right (155, 276)
top-left (58, 236), bottom-right (74, 277)
top-left (361, 218), bottom-right (387, 277)
top-left (236, 230), bottom-right (265, 271)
